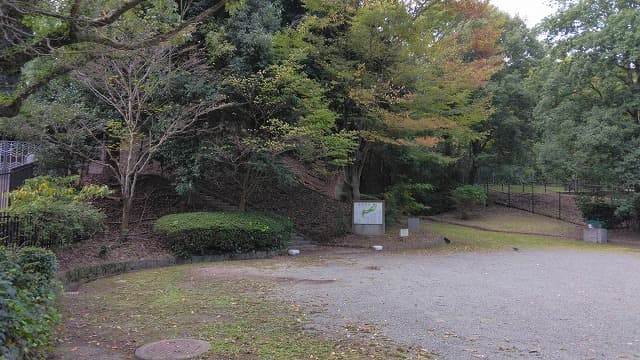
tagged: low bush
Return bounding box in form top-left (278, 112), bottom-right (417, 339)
top-left (154, 211), bottom-right (292, 259)
top-left (0, 247), bottom-right (61, 359)
top-left (384, 183), bottom-right (433, 225)
top-left (450, 185), bottom-right (487, 219)
top-left (617, 194), bottom-right (640, 229)
top-left (413, 188), bottom-right (456, 215)
top-left (577, 197), bottom-right (628, 228)
top-left (8, 176), bottom-right (109, 246)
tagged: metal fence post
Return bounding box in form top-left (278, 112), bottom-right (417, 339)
top-left (508, 184), bottom-right (511, 207)
top-left (558, 191), bottom-right (561, 220)
top-left (531, 183), bottom-right (534, 213)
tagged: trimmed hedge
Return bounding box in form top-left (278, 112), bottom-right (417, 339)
top-left (0, 247), bottom-right (60, 359)
top-left (154, 212), bottom-right (292, 259)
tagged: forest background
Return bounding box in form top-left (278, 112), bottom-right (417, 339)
top-left (1, 0), bottom-right (639, 233)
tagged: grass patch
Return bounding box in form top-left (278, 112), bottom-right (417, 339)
top-left (55, 263), bottom-right (430, 359)
top-left (426, 222), bottom-right (638, 253)
top-left (442, 209), bottom-right (578, 237)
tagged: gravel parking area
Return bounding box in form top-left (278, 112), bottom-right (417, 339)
top-left (276, 249), bottom-right (640, 359)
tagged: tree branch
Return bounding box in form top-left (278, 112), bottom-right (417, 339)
top-left (1, 0), bottom-right (229, 117)
top-left (0, 64), bottom-right (75, 117)
top-left (85, 0), bottom-right (147, 27)
top-left (82, 0), bottom-right (227, 50)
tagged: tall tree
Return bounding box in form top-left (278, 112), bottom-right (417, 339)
top-left (157, 1), bottom-right (357, 210)
top-left (532, 0), bottom-right (640, 184)
top-left (465, 15), bottom-right (543, 184)
top-left (274, 0), bottom-right (504, 200)
top-left (10, 46), bottom-right (236, 234)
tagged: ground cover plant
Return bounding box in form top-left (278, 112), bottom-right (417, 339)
top-left (154, 211), bottom-right (292, 258)
top-left (54, 263), bottom-right (431, 359)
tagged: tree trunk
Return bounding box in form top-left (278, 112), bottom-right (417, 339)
top-left (238, 166), bottom-right (251, 211)
top-left (467, 139), bottom-right (486, 184)
top-left (239, 192), bottom-right (247, 212)
top-left (119, 172), bottom-right (138, 237)
top-left (343, 141), bottom-right (371, 202)
top-left (350, 169), bottom-right (361, 201)
top-left (468, 156), bottom-right (479, 185)
top-left (120, 196), bottom-right (132, 237)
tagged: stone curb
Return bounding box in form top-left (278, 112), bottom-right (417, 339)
top-left (58, 249), bottom-right (285, 289)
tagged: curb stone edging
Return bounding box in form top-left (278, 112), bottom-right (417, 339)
top-left (58, 250), bottom-right (285, 289)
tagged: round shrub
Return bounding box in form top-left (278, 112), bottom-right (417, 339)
top-left (154, 211), bottom-right (293, 259)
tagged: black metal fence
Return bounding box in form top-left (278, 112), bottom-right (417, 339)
top-left (1, 163), bottom-right (35, 209)
top-left (0, 213), bottom-right (45, 248)
top-left (479, 183), bottom-right (624, 225)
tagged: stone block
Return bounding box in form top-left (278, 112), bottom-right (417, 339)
top-left (408, 217), bottom-right (421, 233)
top-left (583, 228), bottom-right (608, 243)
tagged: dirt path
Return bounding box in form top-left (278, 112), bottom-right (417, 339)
top-left (268, 250), bottom-right (640, 359)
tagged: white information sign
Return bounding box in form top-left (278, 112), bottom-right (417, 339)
top-left (353, 201), bottom-right (384, 225)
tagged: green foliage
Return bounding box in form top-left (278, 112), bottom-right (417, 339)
top-left (154, 212), bottom-right (292, 258)
top-left (0, 247), bottom-right (61, 359)
top-left (532, 0), bottom-right (640, 185)
top-left (8, 176), bottom-right (109, 246)
top-left (225, 0), bottom-right (282, 72)
top-left (9, 176), bottom-right (109, 204)
top-left (416, 189), bottom-right (456, 216)
top-left (384, 183), bottom-right (433, 225)
top-left (615, 193), bottom-right (640, 229)
top-left (472, 16), bottom-right (541, 183)
top-left (576, 197), bottom-right (628, 229)
top-left (450, 185), bottom-right (487, 219)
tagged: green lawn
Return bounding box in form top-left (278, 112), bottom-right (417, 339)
top-left (425, 222), bottom-right (638, 253)
top-left (429, 207), bottom-right (580, 237)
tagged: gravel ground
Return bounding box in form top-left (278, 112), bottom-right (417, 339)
top-left (275, 250), bottom-right (640, 359)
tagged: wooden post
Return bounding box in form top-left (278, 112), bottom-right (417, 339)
top-left (508, 184), bottom-right (511, 207)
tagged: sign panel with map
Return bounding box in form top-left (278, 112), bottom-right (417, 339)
top-left (353, 201), bottom-right (384, 225)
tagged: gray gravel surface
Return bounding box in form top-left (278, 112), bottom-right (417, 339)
top-left (276, 250), bottom-right (640, 359)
